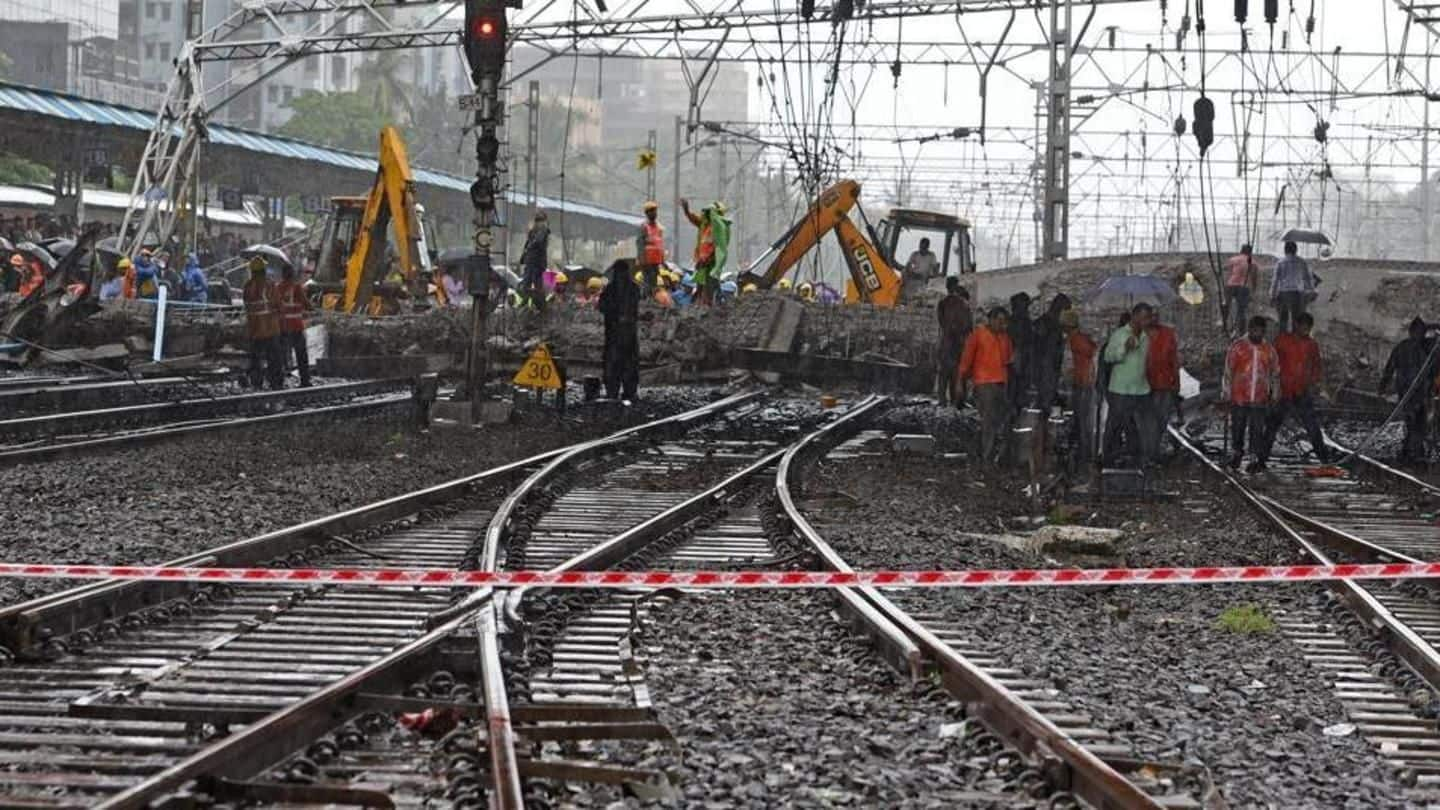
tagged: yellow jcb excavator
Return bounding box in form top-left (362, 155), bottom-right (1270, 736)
top-left (310, 126), bottom-right (437, 314)
top-left (738, 179), bottom-right (974, 307)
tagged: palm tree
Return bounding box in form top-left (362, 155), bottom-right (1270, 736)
top-left (356, 49), bottom-right (414, 126)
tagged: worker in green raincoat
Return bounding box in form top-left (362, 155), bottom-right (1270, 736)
top-left (681, 198), bottom-right (730, 306)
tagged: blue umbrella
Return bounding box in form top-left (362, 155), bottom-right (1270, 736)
top-left (1084, 274), bottom-right (1177, 309)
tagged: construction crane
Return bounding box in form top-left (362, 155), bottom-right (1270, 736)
top-left (309, 126), bottom-right (436, 314)
top-left (738, 179), bottom-right (974, 307)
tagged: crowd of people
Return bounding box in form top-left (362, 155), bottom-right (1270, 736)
top-left (95, 249), bottom-right (210, 304)
top-left (942, 239), bottom-right (1439, 471)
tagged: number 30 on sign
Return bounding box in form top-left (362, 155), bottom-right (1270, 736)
top-left (513, 344), bottom-right (563, 390)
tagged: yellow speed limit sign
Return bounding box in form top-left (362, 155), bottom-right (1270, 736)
top-left (513, 343), bottom-right (563, 390)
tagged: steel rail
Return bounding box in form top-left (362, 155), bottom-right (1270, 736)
top-left (778, 403), bottom-right (1163, 810)
top-left (1170, 425), bottom-right (1440, 696)
top-left (0, 405), bottom-right (689, 654)
top-left (476, 389), bottom-right (761, 808)
top-left (65, 395), bottom-right (767, 808)
top-left (0, 390), bottom-right (410, 467)
top-left (0, 377), bottom-right (404, 438)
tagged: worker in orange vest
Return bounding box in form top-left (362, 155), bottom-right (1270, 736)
top-left (958, 306), bottom-right (1016, 466)
top-left (1224, 315), bottom-right (1281, 473)
top-left (275, 264), bottom-right (313, 388)
top-left (636, 201), bottom-right (666, 291)
top-left (242, 257), bottom-right (283, 389)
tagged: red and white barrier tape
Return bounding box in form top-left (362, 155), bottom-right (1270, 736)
top-left (1, 562), bottom-right (1438, 588)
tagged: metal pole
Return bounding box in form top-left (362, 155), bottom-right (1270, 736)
top-left (672, 115), bottom-right (682, 257)
top-left (1425, 45), bottom-right (1433, 261)
top-left (646, 128), bottom-right (657, 202)
top-left (1041, 0), bottom-right (1074, 262)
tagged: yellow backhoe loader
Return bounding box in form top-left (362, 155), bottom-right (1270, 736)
top-left (310, 126), bottom-right (437, 314)
top-left (739, 179), bottom-right (974, 307)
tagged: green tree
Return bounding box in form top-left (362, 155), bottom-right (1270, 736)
top-left (277, 91), bottom-right (391, 152)
top-left (0, 152), bottom-right (51, 185)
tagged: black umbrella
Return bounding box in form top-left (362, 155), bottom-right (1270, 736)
top-left (1084, 274), bottom-right (1177, 309)
top-left (436, 247), bottom-right (475, 268)
top-left (1279, 228), bottom-right (1331, 246)
top-left (0, 236), bottom-right (13, 254)
top-left (14, 242), bottom-right (55, 272)
top-left (240, 243), bottom-right (293, 270)
top-left (41, 238), bottom-right (75, 259)
top-left (94, 236), bottom-right (125, 258)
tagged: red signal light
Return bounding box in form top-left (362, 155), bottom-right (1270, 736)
top-left (478, 20), bottom-right (495, 35)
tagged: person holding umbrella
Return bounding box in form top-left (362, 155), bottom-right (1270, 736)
top-left (242, 256), bottom-right (283, 390)
top-left (1269, 240), bottom-right (1316, 334)
top-left (1101, 303), bottom-right (1154, 467)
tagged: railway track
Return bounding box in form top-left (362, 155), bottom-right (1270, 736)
top-left (1173, 418), bottom-right (1440, 791)
top-left (0, 378), bottom-right (411, 464)
top-left (0, 390), bottom-right (1236, 809)
top-left (0, 392), bottom-right (760, 808)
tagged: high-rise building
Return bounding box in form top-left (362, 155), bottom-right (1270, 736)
top-left (0, 0), bottom-right (150, 107)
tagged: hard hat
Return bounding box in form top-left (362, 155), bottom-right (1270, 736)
top-left (116, 258), bottom-right (132, 270)
top-left (709, 201), bottom-right (727, 217)
top-left (643, 201), bottom-right (659, 211)
top-left (554, 271), bottom-right (568, 285)
top-left (741, 283), bottom-right (757, 295)
top-left (247, 256), bottom-right (267, 273)
top-left (777, 278), bottom-right (793, 291)
top-left (1059, 309), bottom-right (1080, 329)
top-left (633, 270), bottom-right (644, 284)
top-left (720, 280), bottom-right (738, 295)
top-left (587, 276), bottom-right (603, 291)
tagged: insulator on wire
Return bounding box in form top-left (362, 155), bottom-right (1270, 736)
top-left (1193, 96), bottom-right (1216, 154)
top-left (1264, 0), bottom-right (1279, 23)
top-left (1173, 114), bottom-right (1187, 137)
top-left (1235, 0), bottom-right (1248, 23)
top-left (1313, 120), bottom-right (1329, 143)
top-left (800, 0), bottom-right (815, 19)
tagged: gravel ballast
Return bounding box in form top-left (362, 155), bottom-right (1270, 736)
top-left (0, 385), bottom-right (718, 607)
top-left (797, 410), bottom-right (1424, 809)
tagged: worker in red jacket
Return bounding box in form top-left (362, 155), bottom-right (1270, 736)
top-left (242, 257), bottom-right (283, 390)
top-left (1145, 315), bottom-right (1181, 458)
top-left (1261, 312), bottom-right (1331, 463)
top-left (958, 306), bottom-right (1015, 466)
top-left (274, 264), bottom-right (313, 388)
top-left (1224, 315), bottom-right (1281, 473)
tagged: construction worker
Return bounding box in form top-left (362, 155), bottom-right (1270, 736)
top-left (98, 264), bottom-right (124, 301)
top-left (636, 201), bottom-right (666, 290)
top-left (1269, 240), bottom-right (1316, 334)
top-left (598, 259), bottom-right (640, 401)
top-left (181, 253), bottom-right (208, 304)
top-left (1006, 292), bottom-right (1035, 414)
top-left (1101, 302), bottom-right (1154, 467)
top-left (1379, 317), bottom-right (1439, 463)
top-left (1224, 316), bottom-right (1281, 473)
top-left (133, 249), bottom-right (159, 299)
top-left (902, 237), bottom-right (939, 305)
top-left (1263, 312), bottom-right (1331, 463)
top-left (936, 278), bottom-right (972, 406)
top-left (958, 306), bottom-right (1014, 466)
top-left (797, 281), bottom-right (816, 302)
top-left (242, 256), bottom-right (283, 390)
top-left (551, 271), bottom-right (570, 305)
top-left (1225, 243), bottom-right (1259, 331)
top-left (1031, 293), bottom-right (1072, 415)
top-left (522, 210), bottom-right (550, 312)
top-left (1145, 312), bottom-right (1181, 459)
top-left (1061, 309), bottom-right (1099, 462)
top-left (579, 275), bottom-right (604, 306)
top-left (275, 264), bottom-right (313, 388)
top-left (681, 198), bottom-right (730, 306)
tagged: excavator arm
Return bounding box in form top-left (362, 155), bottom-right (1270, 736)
top-left (342, 126), bottom-right (429, 313)
top-left (739, 179), bottom-right (903, 307)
